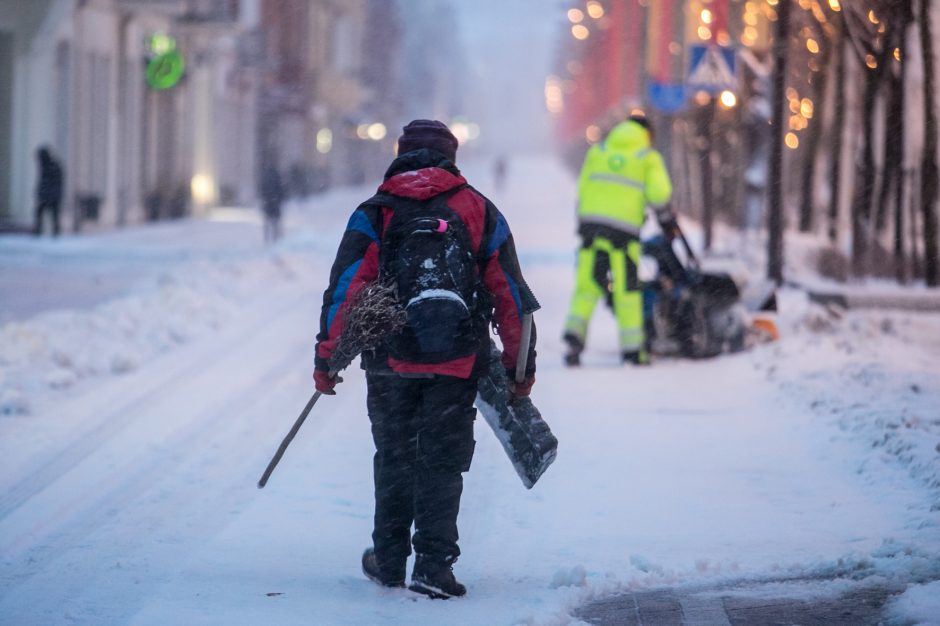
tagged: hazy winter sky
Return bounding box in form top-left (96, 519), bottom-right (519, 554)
top-left (452, 0), bottom-right (565, 154)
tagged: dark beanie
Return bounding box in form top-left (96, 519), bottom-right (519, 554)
top-left (628, 113), bottom-right (653, 135)
top-left (397, 119), bottom-right (459, 163)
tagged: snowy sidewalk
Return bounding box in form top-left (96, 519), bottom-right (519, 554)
top-left (0, 202), bottom-right (344, 324)
top-left (1, 155), bottom-right (939, 625)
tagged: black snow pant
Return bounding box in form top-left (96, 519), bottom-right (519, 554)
top-left (365, 372), bottom-right (477, 575)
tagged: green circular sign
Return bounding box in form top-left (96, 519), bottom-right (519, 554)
top-left (146, 50), bottom-right (185, 90)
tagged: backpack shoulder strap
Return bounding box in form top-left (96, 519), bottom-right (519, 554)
top-left (368, 184), bottom-right (469, 240)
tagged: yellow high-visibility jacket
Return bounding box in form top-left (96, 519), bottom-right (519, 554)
top-left (576, 120), bottom-right (673, 237)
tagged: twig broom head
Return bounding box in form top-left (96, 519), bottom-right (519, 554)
top-left (327, 280), bottom-right (406, 374)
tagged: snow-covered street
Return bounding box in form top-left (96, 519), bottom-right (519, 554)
top-left (2, 156), bottom-right (939, 625)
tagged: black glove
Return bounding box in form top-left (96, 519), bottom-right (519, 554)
top-left (660, 217), bottom-right (680, 240)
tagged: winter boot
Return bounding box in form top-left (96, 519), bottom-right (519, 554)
top-left (621, 349), bottom-right (650, 366)
top-left (409, 554), bottom-right (466, 599)
top-left (361, 548), bottom-right (405, 588)
top-left (563, 333), bottom-right (584, 367)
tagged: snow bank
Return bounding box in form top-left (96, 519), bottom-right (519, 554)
top-left (0, 251), bottom-right (316, 416)
top-left (886, 580), bottom-right (940, 626)
top-left (766, 289), bottom-right (940, 510)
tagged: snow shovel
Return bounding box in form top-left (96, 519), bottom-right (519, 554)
top-left (475, 315), bottom-right (558, 489)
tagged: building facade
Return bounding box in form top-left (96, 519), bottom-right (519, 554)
top-left (0, 0), bottom-right (261, 231)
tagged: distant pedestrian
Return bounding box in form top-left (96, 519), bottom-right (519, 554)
top-left (493, 155), bottom-right (508, 192)
top-left (33, 147), bottom-right (64, 237)
top-left (562, 113), bottom-right (675, 366)
top-left (314, 119), bottom-right (538, 598)
top-left (260, 163), bottom-right (285, 243)
top-left (145, 190), bottom-right (163, 222)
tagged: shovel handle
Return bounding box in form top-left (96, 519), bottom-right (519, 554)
top-left (515, 313), bottom-right (534, 384)
top-left (676, 227), bottom-right (700, 271)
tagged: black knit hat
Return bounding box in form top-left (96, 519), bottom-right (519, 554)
top-left (628, 113), bottom-right (653, 137)
top-left (397, 119), bottom-right (459, 163)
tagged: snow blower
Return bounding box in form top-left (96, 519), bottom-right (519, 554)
top-left (641, 228), bottom-right (778, 359)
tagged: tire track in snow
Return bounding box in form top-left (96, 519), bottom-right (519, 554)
top-left (0, 294), bottom-right (318, 603)
top-left (0, 287), bottom-right (312, 522)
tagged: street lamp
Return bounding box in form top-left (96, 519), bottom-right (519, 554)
top-left (719, 90), bottom-right (737, 109)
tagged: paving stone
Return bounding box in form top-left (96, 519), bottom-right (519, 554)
top-left (574, 580), bottom-right (906, 626)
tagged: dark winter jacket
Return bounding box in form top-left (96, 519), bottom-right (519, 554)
top-left (36, 149), bottom-right (64, 205)
top-left (315, 149), bottom-right (538, 379)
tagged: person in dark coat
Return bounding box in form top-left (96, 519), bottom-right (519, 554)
top-left (34, 147), bottom-right (64, 236)
top-left (313, 120), bottom-right (538, 599)
top-left (493, 154), bottom-right (508, 192)
top-left (259, 164), bottom-right (285, 243)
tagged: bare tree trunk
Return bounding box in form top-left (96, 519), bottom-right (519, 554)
top-left (700, 98), bottom-right (716, 251)
top-left (849, 18), bottom-right (898, 276)
top-left (876, 61), bottom-right (901, 235)
top-left (910, 167), bottom-right (922, 276)
top-left (894, 5), bottom-right (913, 282)
top-left (799, 41), bottom-right (830, 233)
top-left (850, 49), bottom-right (885, 277)
top-left (829, 29), bottom-right (846, 244)
top-left (921, 0), bottom-right (940, 286)
top-left (875, 94), bottom-right (899, 234)
top-left (767, 0), bottom-right (790, 283)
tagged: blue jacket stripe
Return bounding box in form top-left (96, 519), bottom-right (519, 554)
top-left (487, 213), bottom-right (510, 257)
top-left (326, 259), bottom-right (363, 329)
top-left (503, 269), bottom-right (523, 317)
top-left (347, 210), bottom-right (378, 242)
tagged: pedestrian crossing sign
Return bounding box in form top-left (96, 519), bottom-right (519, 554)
top-left (687, 45), bottom-right (737, 93)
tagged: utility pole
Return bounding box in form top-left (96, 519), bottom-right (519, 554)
top-left (767, 0), bottom-right (789, 284)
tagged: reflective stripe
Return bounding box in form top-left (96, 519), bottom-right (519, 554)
top-left (579, 215), bottom-right (642, 237)
top-left (588, 173), bottom-right (644, 189)
top-left (564, 315), bottom-right (588, 340)
top-left (619, 328), bottom-right (644, 350)
top-left (635, 148), bottom-right (651, 159)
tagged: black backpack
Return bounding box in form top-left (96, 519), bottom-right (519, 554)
top-left (373, 186), bottom-right (485, 363)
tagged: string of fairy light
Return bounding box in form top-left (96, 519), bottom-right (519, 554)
top-left (567, 1), bottom-right (607, 40)
top-left (547, 0), bottom-right (899, 148)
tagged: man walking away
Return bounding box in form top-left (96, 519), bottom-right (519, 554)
top-left (34, 147), bottom-right (64, 237)
top-left (260, 163), bottom-right (285, 243)
top-left (562, 114), bottom-right (676, 366)
top-left (313, 119), bottom-right (538, 598)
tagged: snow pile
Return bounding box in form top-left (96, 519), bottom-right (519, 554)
top-left (0, 251), bottom-right (315, 416)
top-left (550, 565), bottom-right (587, 589)
top-left (766, 291), bottom-right (940, 508)
top-left (886, 580), bottom-right (940, 626)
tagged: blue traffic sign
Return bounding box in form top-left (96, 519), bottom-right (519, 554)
top-left (647, 81), bottom-right (688, 114)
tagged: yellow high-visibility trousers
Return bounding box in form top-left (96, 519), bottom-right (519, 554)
top-left (564, 237), bottom-right (644, 353)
